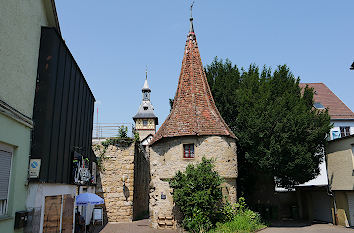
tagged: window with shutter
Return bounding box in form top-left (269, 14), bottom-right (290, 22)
top-left (0, 143), bottom-right (13, 216)
top-left (183, 144), bottom-right (195, 158)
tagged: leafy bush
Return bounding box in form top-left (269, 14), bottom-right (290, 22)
top-left (118, 125), bottom-right (128, 138)
top-left (170, 159), bottom-right (265, 232)
top-left (209, 210), bottom-right (265, 233)
top-left (209, 198), bottom-right (265, 233)
top-left (169, 158), bottom-right (224, 232)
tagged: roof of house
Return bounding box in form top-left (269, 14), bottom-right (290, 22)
top-left (150, 17), bottom-right (236, 145)
top-left (299, 83), bottom-right (354, 120)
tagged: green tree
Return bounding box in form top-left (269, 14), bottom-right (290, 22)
top-left (170, 158), bottom-right (224, 232)
top-left (205, 58), bottom-right (332, 194)
top-left (118, 125), bottom-right (128, 138)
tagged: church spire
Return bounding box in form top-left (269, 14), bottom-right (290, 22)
top-left (133, 70), bottom-right (158, 140)
top-left (150, 5), bottom-right (235, 145)
top-left (142, 68), bottom-right (150, 92)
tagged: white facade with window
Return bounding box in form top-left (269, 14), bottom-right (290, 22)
top-left (26, 183), bottom-right (76, 233)
top-left (330, 121), bottom-right (354, 140)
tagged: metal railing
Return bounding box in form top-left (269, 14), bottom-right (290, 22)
top-left (92, 123), bottom-right (132, 142)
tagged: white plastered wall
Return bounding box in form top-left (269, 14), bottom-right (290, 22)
top-left (26, 183), bottom-right (76, 233)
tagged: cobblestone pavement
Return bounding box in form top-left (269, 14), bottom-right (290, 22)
top-left (100, 219), bottom-right (179, 233)
top-left (260, 223), bottom-right (354, 233)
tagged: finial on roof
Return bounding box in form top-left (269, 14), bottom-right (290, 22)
top-left (189, 1), bottom-right (195, 34)
top-left (145, 66), bottom-right (148, 80)
top-left (143, 67), bottom-right (150, 91)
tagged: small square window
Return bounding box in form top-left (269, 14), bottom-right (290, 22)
top-left (183, 144), bottom-right (195, 158)
top-left (340, 126), bottom-right (351, 137)
top-left (143, 120), bottom-right (148, 126)
top-left (314, 102), bottom-right (325, 109)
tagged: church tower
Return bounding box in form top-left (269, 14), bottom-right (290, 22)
top-left (148, 6), bottom-right (237, 229)
top-left (133, 72), bottom-right (158, 144)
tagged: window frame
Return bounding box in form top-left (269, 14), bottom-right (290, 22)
top-left (143, 120), bottom-right (148, 126)
top-left (183, 144), bottom-right (195, 159)
top-left (313, 102), bottom-right (325, 109)
top-left (0, 143), bottom-right (13, 217)
top-left (340, 126), bottom-right (351, 138)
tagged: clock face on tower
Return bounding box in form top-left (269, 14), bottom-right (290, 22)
top-left (144, 93), bottom-right (148, 100)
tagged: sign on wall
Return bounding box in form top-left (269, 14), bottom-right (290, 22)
top-left (73, 152), bottom-right (91, 185)
top-left (29, 159), bottom-right (41, 178)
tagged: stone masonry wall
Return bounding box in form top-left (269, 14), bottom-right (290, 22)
top-left (149, 135), bottom-right (237, 229)
top-left (94, 143), bottom-right (135, 222)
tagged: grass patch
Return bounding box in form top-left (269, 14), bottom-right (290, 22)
top-left (208, 209), bottom-right (266, 233)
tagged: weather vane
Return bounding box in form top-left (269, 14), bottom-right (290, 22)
top-left (145, 65), bottom-right (148, 79)
top-left (190, 1), bottom-right (194, 18)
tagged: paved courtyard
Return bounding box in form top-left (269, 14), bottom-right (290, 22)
top-left (99, 220), bottom-right (354, 233)
top-left (100, 219), bottom-right (178, 233)
top-left (260, 223), bottom-right (354, 233)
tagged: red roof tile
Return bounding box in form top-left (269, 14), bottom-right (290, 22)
top-left (299, 83), bottom-right (354, 120)
top-left (150, 22), bottom-right (236, 144)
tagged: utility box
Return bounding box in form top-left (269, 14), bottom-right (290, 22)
top-left (14, 211), bottom-right (29, 229)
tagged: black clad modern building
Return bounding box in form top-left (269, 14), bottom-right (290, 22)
top-left (26, 27), bottom-right (96, 232)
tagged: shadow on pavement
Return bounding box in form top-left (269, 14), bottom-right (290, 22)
top-left (269, 220), bottom-right (312, 228)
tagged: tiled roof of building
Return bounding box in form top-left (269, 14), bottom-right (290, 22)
top-left (150, 18), bottom-right (236, 145)
top-left (299, 83), bottom-right (354, 120)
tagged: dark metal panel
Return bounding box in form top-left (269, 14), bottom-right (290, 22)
top-left (31, 27), bottom-right (95, 184)
top-left (66, 64), bottom-right (80, 183)
top-left (48, 41), bottom-right (66, 183)
top-left (74, 75), bottom-right (84, 151)
top-left (55, 51), bottom-right (70, 183)
top-left (82, 86), bottom-right (89, 157)
top-left (77, 80), bottom-right (86, 155)
top-left (32, 27), bottom-right (61, 182)
top-left (61, 57), bottom-right (74, 183)
top-left (63, 61), bottom-right (76, 184)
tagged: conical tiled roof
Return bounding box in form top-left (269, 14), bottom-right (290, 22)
top-left (150, 18), bottom-right (236, 145)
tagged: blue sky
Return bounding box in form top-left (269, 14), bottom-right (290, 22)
top-left (56, 1), bottom-right (354, 128)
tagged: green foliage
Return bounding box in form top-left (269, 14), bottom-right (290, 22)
top-left (205, 58), bottom-right (332, 189)
top-left (134, 132), bottom-right (140, 142)
top-left (92, 144), bottom-right (107, 171)
top-left (118, 125), bottom-right (128, 138)
top-left (132, 125), bottom-right (140, 142)
top-left (209, 209), bottom-right (265, 233)
top-left (101, 137), bottom-right (134, 149)
top-left (209, 198), bottom-right (266, 233)
top-left (169, 158), bottom-right (224, 232)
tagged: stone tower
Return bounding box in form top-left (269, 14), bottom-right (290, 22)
top-left (148, 11), bottom-right (238, 229)
top-left (133, 72), bottom-right (158, 144)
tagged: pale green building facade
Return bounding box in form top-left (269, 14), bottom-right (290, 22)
top-left (0, 1), bottom-right (59, 232)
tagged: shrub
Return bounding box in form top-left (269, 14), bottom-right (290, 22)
top-left (169, 158), bottom-right (224, 232)
top-left (209, 198), bottom-right (265, 233)
top-left (170, 158), bottom-right (265, 232)
top-left (118, 125), bottom-right (128, 138)
top-left (209, 210), bottom-right (265, 233)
